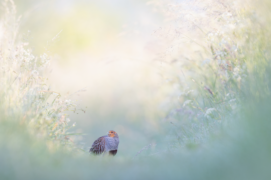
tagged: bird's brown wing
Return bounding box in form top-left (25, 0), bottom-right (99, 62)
top-left (109, 150), bottom-right (117, 156)
top-left (89, 136), bottom-right (106, 155)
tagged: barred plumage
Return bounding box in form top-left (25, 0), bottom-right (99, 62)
top-left (89, 136), bottom-right (106, 155)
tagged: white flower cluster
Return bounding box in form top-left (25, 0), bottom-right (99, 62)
top-left (204, 108), bottom-right (216, 118)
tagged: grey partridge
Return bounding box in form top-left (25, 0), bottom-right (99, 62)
top-left (89, 130), bottom-right (119, 156)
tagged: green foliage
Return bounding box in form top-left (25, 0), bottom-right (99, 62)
top-left (1, 0), bottom-right (271, 179)
top-left (0, 0), bottom-right (79, 152)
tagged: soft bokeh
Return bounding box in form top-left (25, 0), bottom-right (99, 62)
top-left (1, 0), bottom-right (271, 179)
top-left (10, 0), bottom-right (166, 157)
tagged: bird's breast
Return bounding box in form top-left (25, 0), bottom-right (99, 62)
top-left (105, 137), bottom-right (119, 150)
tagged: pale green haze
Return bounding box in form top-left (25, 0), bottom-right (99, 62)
top-left (1, 0), bottom-right (271, 179)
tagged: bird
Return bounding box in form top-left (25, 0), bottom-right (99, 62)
top-left (89, 130), bottom-right (119, 156)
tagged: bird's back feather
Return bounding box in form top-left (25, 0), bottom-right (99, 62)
top-left (89, 136), bottom-right (106, 155)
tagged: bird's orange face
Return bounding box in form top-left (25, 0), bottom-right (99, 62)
top-left (108, 130), bottom-right (117, 137)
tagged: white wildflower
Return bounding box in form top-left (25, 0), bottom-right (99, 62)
top-left (66, 118), bottom-right (70, 123)
top-left (185, 90), bottom-right (194, 96)
top-left (45, 117), bottom-right (51, 121)
top-left (205, 108), bottom-right (216, 118)
top-left (183, 100), bottom-right (192, 107)
top-left (229, 99), bottom-right (237, 109)
top-left (233, 66), bottom-right (240, 77)
top-left (65, 99), bottom-right (71, 105)
top-left (31, 70), bottom-right (39, 76)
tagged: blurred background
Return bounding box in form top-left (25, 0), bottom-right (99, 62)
top-left (11, 0), bottom-right (169, 157)
top-left (2, 0), bottom-right (271, 179)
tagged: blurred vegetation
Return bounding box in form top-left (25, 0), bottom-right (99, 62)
top-left (1, 0), bottom-right (271, 179)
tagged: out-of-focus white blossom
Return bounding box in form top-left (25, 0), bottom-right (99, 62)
top-left (183, 100), bottom-right (192, 107)
top-left (204, 108), bottom-right (216, 118)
